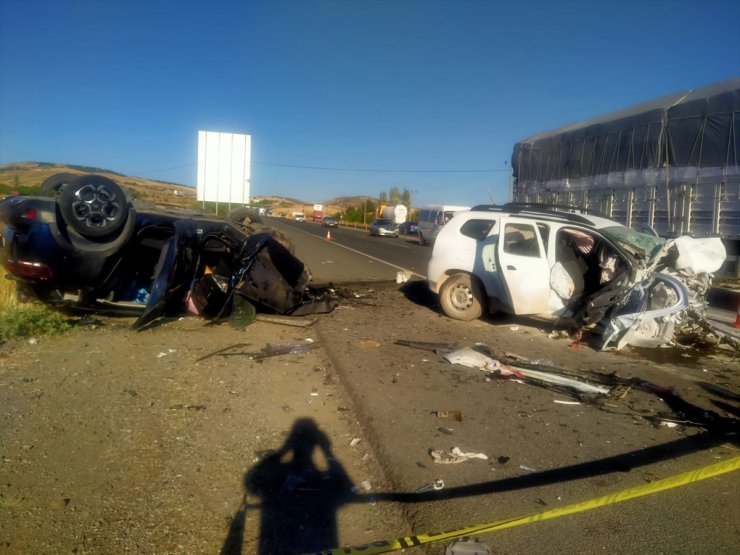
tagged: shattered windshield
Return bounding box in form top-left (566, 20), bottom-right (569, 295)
top-left (600, 226), bottom-right (666, 260)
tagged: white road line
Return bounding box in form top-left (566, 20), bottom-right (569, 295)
top-left (292, 225), bottom-right (427, 280)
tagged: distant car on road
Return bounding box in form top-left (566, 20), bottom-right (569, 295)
top-left (369, 219), bottom-right (399, 237)
top-left (398, 221), bottom-right (419, 235)
top-left (321, 216), bottom-right (338, 227)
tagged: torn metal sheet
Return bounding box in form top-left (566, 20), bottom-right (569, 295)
top-left (504, 365), bottom-right (612, 399)
top-left (600, 273), bottom-right (689, 350)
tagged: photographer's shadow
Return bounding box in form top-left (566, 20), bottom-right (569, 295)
top-left (222, 418), bottom-right (355, 554)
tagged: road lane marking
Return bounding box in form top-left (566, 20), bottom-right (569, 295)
top-left (289, 224), bottom-right (427, 280)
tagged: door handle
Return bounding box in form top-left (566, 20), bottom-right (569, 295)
top-left (507, 265), bottom-right (516, 270)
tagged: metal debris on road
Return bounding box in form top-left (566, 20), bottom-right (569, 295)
top-left (415, 478), bottom-right (445, 493)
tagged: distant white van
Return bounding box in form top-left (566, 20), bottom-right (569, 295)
top-left (417, 205), bottom-right (471, 246)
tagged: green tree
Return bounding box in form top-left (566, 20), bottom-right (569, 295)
top-left (379, 191), bottom-right (388, 203)
top-left (389, 186), bottom-right (401, 204)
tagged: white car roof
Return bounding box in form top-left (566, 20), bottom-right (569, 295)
top-left (460, 206), bottom-right (623, 231)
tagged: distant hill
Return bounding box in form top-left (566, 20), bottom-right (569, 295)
top-left (0, 162), bottom-right (380, 218)
top-left (0, 161), bottom-right (197, 209)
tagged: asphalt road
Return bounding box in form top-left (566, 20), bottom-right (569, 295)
top-left (269, 218), bottom-right (430, 282)
top-left (263, 218), bottom-right (740, 554)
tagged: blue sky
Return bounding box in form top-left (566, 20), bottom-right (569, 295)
top-left (1, 0), bottom-right (738, 207)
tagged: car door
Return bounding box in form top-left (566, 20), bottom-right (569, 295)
top-left (497, 217), bottom-right (551, 314)
top-left (134, 220), bottom-right (201, 329)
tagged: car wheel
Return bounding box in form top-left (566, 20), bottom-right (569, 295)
top-left (39, 173), bottom-right (78, 198)
top-left (439, 273), bottom-right (484, 321)
top-left (418, 232), bottom-right (425, 246)
top-left (58, 174), bottom-right (129, 238)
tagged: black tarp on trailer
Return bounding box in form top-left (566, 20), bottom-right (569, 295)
top-left (511, 78), bottom-right (740, 242)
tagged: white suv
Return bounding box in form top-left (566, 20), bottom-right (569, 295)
top-left (427, 204), bottom-right (726, 350)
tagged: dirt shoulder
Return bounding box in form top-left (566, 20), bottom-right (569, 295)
top-left (0, 314), bottom-right (406, 554)
top-left (0, 282), bottom-right (738, 554)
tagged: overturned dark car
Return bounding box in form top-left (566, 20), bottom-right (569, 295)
top-left (0, 173), bottom-right (333, 328)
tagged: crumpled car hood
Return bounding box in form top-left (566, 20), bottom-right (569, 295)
top-left (598, 236), bottom-right (727, 350)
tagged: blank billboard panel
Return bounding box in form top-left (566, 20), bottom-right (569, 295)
top-left (197, 131), bottom-right (251, 204)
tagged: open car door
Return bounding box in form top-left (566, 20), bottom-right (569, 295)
top-left (497, 217), bottom-right (551, 314)
top-left (134, 220), bottom-right (201, 329)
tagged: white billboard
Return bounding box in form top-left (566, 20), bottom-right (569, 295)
top-left (197, 131), bottom-right (251, 205)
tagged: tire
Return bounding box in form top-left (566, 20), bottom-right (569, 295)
top-left (418, 231), bottom-right (425, 246)
top-left (58, 174), bottom-right (129, 238)
top-left (39, 173), bottom-right (78, 198)
top-left (439, 273), bottom-right (484, 321)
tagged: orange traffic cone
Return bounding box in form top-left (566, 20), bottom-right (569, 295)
top-left (325, 230), bottom-right (332, 240)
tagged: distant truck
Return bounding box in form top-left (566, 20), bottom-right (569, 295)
top-left (312, 204), bottom-right (324, 222)
top-left (291, 211), bottom-right (305, 222)
top-left (511, 78), bottom-right (740, 276)
top-left (378, 204), bottom-right (408, 224)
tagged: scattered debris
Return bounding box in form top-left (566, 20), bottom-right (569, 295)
top-left (396, 271), bottom-right (411, 284)
top-left (195, 341), bottom-right (318, 362)
top-left (446, 539), bottom-right (491, 555)
top-left (350, 438), bottom-right (362, 447)
top-left (395, 339), bottom-right (458, 355)
top-left (156, 349), bottom-right (177, 358)
top-left (554, 400), bottom-right (581, 405)
top-left (433, 410), bottom-right (463, 422)
top-left (437, 427), bottom-right (455, 435)
top-left (519, 464), bottom-right (537, 472)
top-left (355, 339), bottom-right (381, 349)
top-left (415, 479), bottom-right (445, 493)
top-left (255, 314), bottom-right (317, 327)
top-left (443, 347), bottom-right (502, 372)
top-left (430, 447), bottom-right (488, 464)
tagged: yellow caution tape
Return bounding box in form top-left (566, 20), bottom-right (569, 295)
top-left (304, 455), bottom-right (740, 555)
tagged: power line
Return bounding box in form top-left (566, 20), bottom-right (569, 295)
top-left (258, 161), bottom-right (510, 173)
top-left (133, 160), bottom-right (512, 177)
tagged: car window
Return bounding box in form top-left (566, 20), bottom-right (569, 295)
top-left (460, 219), bottom-right (495, 241)
top-left (503, 223), bottom-right (540, 257)
top-left (601, 225), bottom-right (665, 259)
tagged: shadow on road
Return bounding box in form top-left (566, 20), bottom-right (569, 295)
top-left (221, 400), bottom-right (736, 553)
top-left (220, 418), bottom-right (356, 555)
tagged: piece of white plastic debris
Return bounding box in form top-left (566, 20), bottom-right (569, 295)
top-left (519, 464), bottom-right (537, 472)
top-left (28, 337), bottom-right (38, 345)
top-left (430, 447), bottom-right (488, 464)
top-left (554, 400), bottom-right (581, 405)
top-left (510, 326), bottom-right (520, 332)
top-left (350, 438), bottom-right (361, 447)
top-left (305, 338), bottom-right (314, 343)
top-left (157, 352), bottom-right (168, 358)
